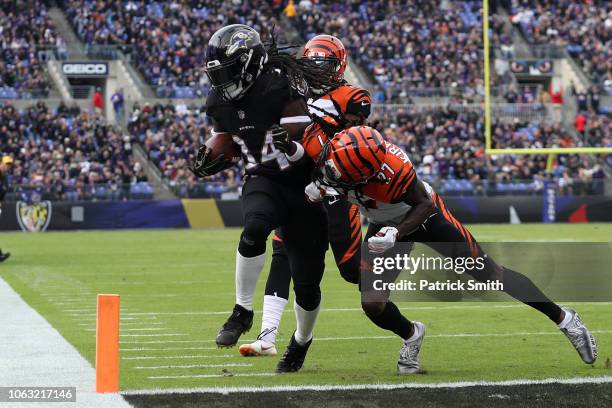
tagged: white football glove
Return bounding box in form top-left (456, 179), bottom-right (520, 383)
top-left (368, 226), bottom-right (399, 253)
top-left (305, 181), bottom-right (326, 203)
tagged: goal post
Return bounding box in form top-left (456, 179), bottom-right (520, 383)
top-left (481, 0), bottom-right (612, 158)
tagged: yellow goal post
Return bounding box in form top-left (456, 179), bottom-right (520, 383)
top-left (482, 0), bottom-right (612, 167)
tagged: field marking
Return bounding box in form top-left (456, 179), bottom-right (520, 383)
top-left (0, 278), bottom-right (130, 407)
top-left (123, 347), bottom-right (218, 352)
top-left (118, 329), bottom-right (612, 345)
top-left (123, 354), bottom-right (234, 361)
top-left (71, 303), bottom-right (612, 317)
top-left (123, 376), bottom-right (612, 394)
top-left (120, 333), bottom-right (185, 337)
top-left (148, 373), bottom-right (276, 380)
top-left (86, 327), bottom-right (169, 332)
top-left (135, 363), bottom-right (253, 370)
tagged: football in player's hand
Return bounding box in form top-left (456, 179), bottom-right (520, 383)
top-left (205, 132), bottom-right (241, 164)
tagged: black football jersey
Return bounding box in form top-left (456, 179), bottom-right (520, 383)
top-left (206, 68), bottom-right (311, 184)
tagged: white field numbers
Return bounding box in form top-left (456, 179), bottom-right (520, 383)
top-left (233, 132), bottom-right (290, 171)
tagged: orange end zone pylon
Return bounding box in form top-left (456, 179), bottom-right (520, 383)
top-left (96, 294), bottom-right (120, 393)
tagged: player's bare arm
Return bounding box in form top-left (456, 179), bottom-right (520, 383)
top-left (395, 178), bottom-right (437, 238)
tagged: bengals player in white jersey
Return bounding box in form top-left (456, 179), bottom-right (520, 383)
top-left (307, 126), bottom-right (597, 374)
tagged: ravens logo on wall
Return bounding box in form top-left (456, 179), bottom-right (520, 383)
top-left (16, 201), bottom-right (52, 232)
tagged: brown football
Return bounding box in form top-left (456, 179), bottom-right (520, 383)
top-left (205, 132), bottom-right (241, 164)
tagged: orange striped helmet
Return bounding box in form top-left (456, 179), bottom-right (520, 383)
top-left (302, 35), bottom-right (347, 83)
top-left (319, 126), bottom-right (386, 189)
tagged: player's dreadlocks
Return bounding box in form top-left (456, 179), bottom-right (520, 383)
top-left (263, 30), bottom-right (343, 98)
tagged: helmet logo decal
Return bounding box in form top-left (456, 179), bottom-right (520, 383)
top-left (227, 31), bottom-right (254, 56)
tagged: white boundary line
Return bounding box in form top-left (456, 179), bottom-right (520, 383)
top-left (123, 376), bottom-right (612, 394)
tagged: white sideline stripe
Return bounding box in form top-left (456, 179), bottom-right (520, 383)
top-left (76, 322), bottom-right (164, 327)
top-left (123, 347), bottom-right (218, 352)
top-left (148, 373), bottom-right (276, 380)
top-left (0, 278), bottom-right (131, 408)
top-left (123, 355), bottom-right (233, 361)
top-left (118, 329), bottom-right (612, 345)
top-left (120, 333), bottom-right (185, 337)
top-left (135, 363), bottom-right (253, 370)
top-left (124, 376), bottom-right (612, 394)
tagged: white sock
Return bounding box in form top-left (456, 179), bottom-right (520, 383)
top-left (557, 308), bottom-right (573, 329)
top-left (294, 300), bottom-right (321, 345)
top-left (235, 250), bottom-right (266, 310)
top-left (259, 295), bottom-right (288, 345)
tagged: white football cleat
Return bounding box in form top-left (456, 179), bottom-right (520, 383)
top-left (559, 307), bottom-right (597, 364)
top-left (397, 321), bottom-right (425, 374)
top-left (239, 339), bottom-right (277, 357)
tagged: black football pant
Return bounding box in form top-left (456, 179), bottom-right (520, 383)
top-left (362, 192), bottom-right (562, 323)
top-left (239, 176), bottom-right (328, 311)
top-left (264, 197), bottom-right (362, 301)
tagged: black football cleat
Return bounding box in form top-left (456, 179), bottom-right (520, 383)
top-left (0, 250), bottom-right (10, 263)
top-left (276, 332), bottom-right (312, 373)
top-left (215, 304), bottom-right (253, 348)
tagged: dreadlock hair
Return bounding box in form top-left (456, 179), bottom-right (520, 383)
top-left (263, 29), bottom-right (344, 99)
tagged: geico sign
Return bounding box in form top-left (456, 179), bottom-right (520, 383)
top-left (62, 63), bottom-right (108, 76)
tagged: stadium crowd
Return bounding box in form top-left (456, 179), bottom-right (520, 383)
top-left (61, 0), bottom-right (285, 98)
top-left (509, 0), bottom-right (611, 90)
top-left (0, 0), bottom-right (59, 98)
top-left (293, 1), bottom-right (493, 102)
top-left (125, 103), bottom-right (606, 198)
top-left (0, 102), bottom-right (151, 202)
top-left (127, 101), bottom-right (240, 198)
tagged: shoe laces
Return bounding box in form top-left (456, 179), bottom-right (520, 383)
top-left (401, 341), bottom-right (420, 361)
top-left (222, 308), bottom-right (247, 330)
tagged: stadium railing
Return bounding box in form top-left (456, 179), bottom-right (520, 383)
top-left (4, 182), bottom-right (156, 202)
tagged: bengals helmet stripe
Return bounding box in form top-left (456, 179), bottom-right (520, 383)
top-left (345, 128), bottom-right (381, 172)
top-left (332, 138), bottom-right (366, 179)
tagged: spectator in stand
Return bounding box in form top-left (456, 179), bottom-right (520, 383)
top-left (111, 89), bottom-right (125, 126)
top-left (93, 88), bottom-right (104, 116)
top-left (575, 112), bottom-right (587, 141)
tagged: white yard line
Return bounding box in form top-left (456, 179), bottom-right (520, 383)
top-left (119, 333), bottom-right (185, 338)
top-left (0, 278), bottom-right (131, 408)
top-left (67, 303), bottom-right (612, 317)
top-left (118, 329), bottom-right (612, 345)
top-left (122, 355), bottom-right (233, 361)
top-left (147, 373), bottom-right (276, 380)
top-left (122, 347), bottom-right (218, 352)
top-left (134, 363), bottom-right (253, 370)
top-left (123, 376), bottom-right (612, 394)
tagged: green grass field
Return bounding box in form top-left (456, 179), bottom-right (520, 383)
top-left (1, 224), bottom-right (611, 393)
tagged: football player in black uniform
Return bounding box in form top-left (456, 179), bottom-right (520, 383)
top-left (238, 35), bottom-right (367, 358)
top-left (192, 25), bottom-right (342, 372)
